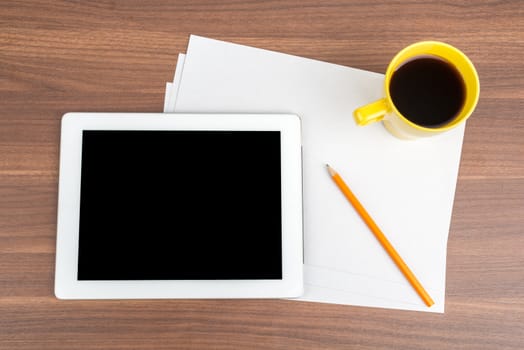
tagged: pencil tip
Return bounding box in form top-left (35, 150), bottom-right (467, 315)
top-left (326, 164), bottom-right (336, 176)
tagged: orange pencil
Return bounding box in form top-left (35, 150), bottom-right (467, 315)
top-left (326, 164), bottom-right (434, 307)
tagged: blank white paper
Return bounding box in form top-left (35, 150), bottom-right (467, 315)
top-left (167, 35), bottom-right (465, 312)
top-left (164, 53), bottom-right (186, 113)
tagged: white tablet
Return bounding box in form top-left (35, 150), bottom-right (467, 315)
top-left (55, 113), bottom-right (303, 299)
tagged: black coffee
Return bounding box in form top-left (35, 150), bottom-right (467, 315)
top-left (389, 56), bottom-right (465, 128)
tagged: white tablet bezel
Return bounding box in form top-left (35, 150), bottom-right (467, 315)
top-left (55, 112), bottom-right (303, 299)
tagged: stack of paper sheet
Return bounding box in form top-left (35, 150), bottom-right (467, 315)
top-left (163, 35), bottom-right (465, 313)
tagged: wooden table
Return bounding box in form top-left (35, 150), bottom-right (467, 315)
top-left (1, 1), bottom-right (523, 349)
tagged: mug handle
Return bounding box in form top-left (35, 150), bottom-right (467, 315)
top-left (353, 98), bottom-right (389, 126)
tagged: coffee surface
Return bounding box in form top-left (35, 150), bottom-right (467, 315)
top-left (389, 56), bottom-right (465, 127)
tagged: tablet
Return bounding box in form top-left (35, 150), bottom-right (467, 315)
top-left (55, 113), bottom-right (303, 299)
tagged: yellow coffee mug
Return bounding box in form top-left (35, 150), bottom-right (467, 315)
top-left (354, 41), bottom-right (479, 139)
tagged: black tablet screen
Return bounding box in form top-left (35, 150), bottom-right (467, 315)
top-left (77, 130), bottom-right (282, 280)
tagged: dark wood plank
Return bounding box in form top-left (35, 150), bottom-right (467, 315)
top-left (1, 0), bottom-right (523, 349)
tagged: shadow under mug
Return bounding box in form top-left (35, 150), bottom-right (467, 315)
top-left (354, 41), bottom-right (480, 139)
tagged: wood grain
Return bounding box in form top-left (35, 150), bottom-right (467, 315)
top-left (1, 0), bottom-right (523, 349)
